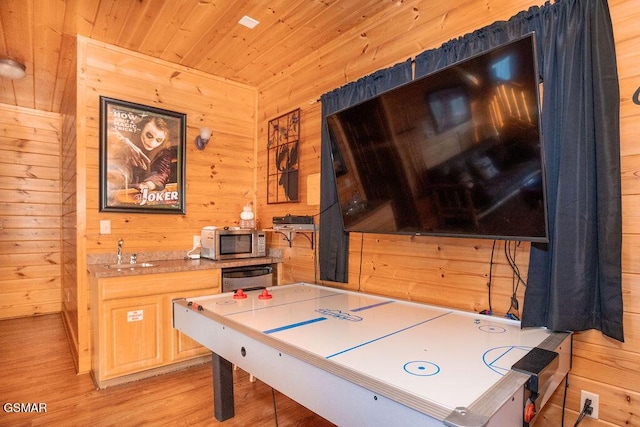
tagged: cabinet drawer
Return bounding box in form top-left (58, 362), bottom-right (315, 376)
top-left (100, 270), bottom-right (220, 300)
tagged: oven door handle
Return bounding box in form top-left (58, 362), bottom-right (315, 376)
top-left (222, 266), bottom-right (272, 279)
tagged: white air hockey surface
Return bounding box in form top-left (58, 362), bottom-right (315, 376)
top-left (184, 282), bottom-right (558, 412)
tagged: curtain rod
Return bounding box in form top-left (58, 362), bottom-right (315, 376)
top-left (309, 57), bottom-right (417, 105)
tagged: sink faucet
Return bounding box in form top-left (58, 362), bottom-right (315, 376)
top-left (116, 239), bottom-right (124, 264)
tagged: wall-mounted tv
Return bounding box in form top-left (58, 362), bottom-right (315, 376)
top-left (327, 33), bottom-right (548, 242)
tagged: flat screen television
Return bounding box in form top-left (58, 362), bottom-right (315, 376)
top-left (326, 33), bottom-right (548, 242)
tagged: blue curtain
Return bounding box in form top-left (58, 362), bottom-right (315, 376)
top-left (319, 60), bottom-right (413, 282)
top-left (414, 0), bottom-right (623, 341)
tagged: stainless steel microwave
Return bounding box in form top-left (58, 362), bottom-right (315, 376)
top-left (200, 227), bottom-right (266, 260)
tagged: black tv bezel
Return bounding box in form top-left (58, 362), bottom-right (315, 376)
top-left (327, 32), bottom-right (549, 243)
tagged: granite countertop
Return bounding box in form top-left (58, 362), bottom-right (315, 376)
top-left (87, 250), bottom-right (282, 278)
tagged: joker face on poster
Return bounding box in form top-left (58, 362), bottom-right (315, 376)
top-left (99, 97), bottom-right (186, 214)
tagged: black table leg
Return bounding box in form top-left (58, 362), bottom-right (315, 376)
top-left (212, 352), bottom-right (234, 421)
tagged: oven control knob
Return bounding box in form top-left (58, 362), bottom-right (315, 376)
top-left (233, 289), bottom-right (248, 299)
top-left (258, 289), bottom-right (273, 300)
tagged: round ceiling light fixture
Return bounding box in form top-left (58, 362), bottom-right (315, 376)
top-left (0, 58), bottom-right (27, 80)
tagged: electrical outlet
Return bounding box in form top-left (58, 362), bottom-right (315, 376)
top-left (580, 390), bottom-right (599, 419)
top-left (99, 220), bottom-right (111, 235)
top-left (193, 235), bottom-right (201, 248)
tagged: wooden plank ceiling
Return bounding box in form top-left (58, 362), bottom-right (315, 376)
top-left (0, 0), bottom-right (410, 113)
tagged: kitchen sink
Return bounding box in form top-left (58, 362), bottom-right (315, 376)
top-left (105, 262), bottom-right (155, 269)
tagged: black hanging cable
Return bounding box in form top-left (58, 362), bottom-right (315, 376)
top-left (573, 395), bottom-right (593, 426)
top-left (312, 199), bottom-right (339, 219)
top-left (484, 240), bottom-right (497, 314)
top-left (561, 374), bottom-right (569, 427)
top-left (504, 241), bottom-right (524, 319)
top-left (504, 240), bottom-right (527, 288)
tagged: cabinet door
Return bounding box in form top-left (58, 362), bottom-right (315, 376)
top-left (172, 330), bottom-right (210, 361)
top-left (103, 297), bottom-right (163, 379)
top-left (167, 288), bottom-right (219, 362)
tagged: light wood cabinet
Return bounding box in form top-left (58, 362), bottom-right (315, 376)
top-left (103, 296), bottom-right (163, 378)
top-left (90, 269), bottom-right (220, 388)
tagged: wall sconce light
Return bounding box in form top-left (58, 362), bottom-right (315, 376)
top-left (195, 127), bottom-right (212, 150)
top-left (0, 58), bottom-right (26, 80)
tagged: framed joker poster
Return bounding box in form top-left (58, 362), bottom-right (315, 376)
top-left (99, 97), bottom-right (186, 214)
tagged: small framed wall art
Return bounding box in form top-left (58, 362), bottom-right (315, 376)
top-left (99, 97), bottom-right (186, 214)
top-left (267, 108), bottom-right (300, 204)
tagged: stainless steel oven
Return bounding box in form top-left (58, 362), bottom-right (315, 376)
top-left (221, 265), bottom-right (274, 293)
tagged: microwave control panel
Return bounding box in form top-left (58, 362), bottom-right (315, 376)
top-left (257, 232), bottom-right (266, 255)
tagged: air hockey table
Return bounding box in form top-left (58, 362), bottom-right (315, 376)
top-left (173, 282), bottom-right (571, 427)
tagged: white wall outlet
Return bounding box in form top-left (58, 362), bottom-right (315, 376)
top-left (193, 235), bottom-right (201, 248)
top-left (99, 220), bottom-right (111, 235)
top-left (580, 390), bottom-right (599, 419)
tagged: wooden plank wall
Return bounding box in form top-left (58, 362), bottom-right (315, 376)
top-left (256, 0), bottom-right (640, 425)
top-left (73, 36), bottom-right (258, 371)
top-left (1, 1), bottom-right (637, 424)
top-left (77, 37), bottom-right (258, 254)
top-left (60, 33), bottom-right (81, 370)
top-left (0, 104), bottom-right (61, 320)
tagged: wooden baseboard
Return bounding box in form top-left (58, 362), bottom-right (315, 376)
top-left (91, 355), bottom-right (212, 389)
top-left (60, 310), bottom-right (82, 373)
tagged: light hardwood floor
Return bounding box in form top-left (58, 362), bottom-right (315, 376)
top-left (0, 314), bottom-right (334, 426)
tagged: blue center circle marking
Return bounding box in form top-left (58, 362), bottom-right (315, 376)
top-left (403, 361), bottom-right (440, 376)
